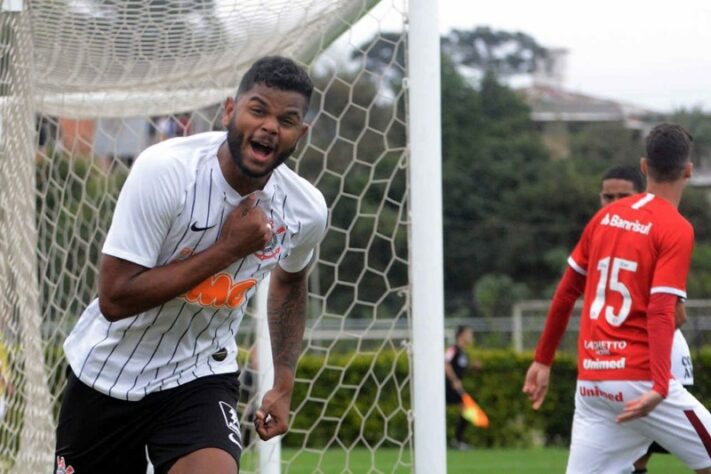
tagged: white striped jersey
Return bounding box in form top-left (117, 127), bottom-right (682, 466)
top-left (64, 132), bottom-right (328, 401)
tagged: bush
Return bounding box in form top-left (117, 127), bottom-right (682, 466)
top-left (288, 347), bottom-right (711, 449)
top-left (48, 343), bottom-right (711, 449)
top-left (284, 348), bottom-right (574, 449)
top-left (286, 350), bottom-right (411, 449)
top-left (452, 350), bottom-right (576, 448)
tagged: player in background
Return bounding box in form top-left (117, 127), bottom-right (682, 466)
top-left (54, 56), bottom-right (327, 474)
top-left (600, 165), bottom-right (696, 473)
top-left (599, 165), bottom-right (645, 206)
top-left (523, 124), bottom-right (711, 473)
top-left (445, 326), bottom-right (475, 450)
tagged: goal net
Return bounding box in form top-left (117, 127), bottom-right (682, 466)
top-left (0, 0), bottom-right (414, 472)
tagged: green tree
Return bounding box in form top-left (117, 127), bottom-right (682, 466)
top-left (441, 26), bottom-right (549, 76)
top-left (346, 29), bottom-right (711, 317)
top-left (567, 123), bottom-right (644, 174)
top-left (672, 108), bottom-right (711, 166)
top-left (474, 274), bottom-right (530, 319)
top-left (296, 64), bottom-right (408, 319)
top-left (441, 61), bottom-right (555, 313)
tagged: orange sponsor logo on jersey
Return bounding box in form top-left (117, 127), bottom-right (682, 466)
top-left (185, 274), bottom-right (257, 309)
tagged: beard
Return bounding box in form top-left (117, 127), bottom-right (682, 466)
top-left (226, 122), bottom-right (294, 179)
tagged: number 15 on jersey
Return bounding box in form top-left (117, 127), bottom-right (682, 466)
top-left (589, 257), bottom-right (638, 327)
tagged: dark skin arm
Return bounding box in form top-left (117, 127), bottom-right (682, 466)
top-left (99, 195), bottom-right (271, 321)
top-left (675, 300), bottom-right (686, 328)
top-left (254, 264), bottom-right (308, 440)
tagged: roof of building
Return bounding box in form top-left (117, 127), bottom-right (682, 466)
top-left (519, 84), bottom-right (663, 127)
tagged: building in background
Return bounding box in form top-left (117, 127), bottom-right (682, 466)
top-left (517, 49), bottom-right (711, 186)
top-left (518, 49), bottom-right (662, 159)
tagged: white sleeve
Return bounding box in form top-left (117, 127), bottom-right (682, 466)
top-left (278, 194), bottom-right (328, 274)
top-left (102, 151), bottom-right (185, 268)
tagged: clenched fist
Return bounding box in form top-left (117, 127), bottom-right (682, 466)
top-left (217, 195), bottom-right (273, 261)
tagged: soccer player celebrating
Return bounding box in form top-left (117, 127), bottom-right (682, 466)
top-left (54, 56), bottom-right (327, 474)
top-left (523, 124), bottom-right (711, 473)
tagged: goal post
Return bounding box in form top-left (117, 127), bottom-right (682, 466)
top-left (255, 275), bottom-right (281, 474)
top-left (407, 0), bottom-right (447, 471)
top-left (0, 0), bottom-right (446, 472)
top-left (0, 3), bottom-right (55, 472)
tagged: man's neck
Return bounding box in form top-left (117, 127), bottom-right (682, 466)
top-left (646, 181), bottom-right (686, 209)
top-left (217, 141), bottom-right (269, 196)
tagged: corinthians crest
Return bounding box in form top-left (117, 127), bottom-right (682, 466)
top-left (256, 222), bottom-right (286, 261)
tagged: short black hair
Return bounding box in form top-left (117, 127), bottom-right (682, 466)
top-left (455, 325), bottom-right (471, 339)
top-left (645, 123), bottom-right (693, 182)
top-left (601, 165), bottom-right (645, 193)
top-left (236, 56), bottom-right (313, 107)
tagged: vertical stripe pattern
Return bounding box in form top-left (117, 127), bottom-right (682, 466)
top-left (63, 132), bottom-right (327, 400)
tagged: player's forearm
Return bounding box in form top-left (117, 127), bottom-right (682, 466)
top-left (648, 293), bottom-right (677, 398)
top-left (99, 243), bottom-right (239, 320)
top-left (444, 363), bottom-right (458, 383)
top-left (535, 267), bottom-right (586, 365)
top-left (267, 267), bottom-right (308, 393)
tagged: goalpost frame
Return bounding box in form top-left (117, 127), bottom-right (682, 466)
top-left (407, 0), bottom-right (447, 472)
top-left (255, 5), bottom-right (447, 472)
top-left (2, 0), bottom-right (444, 470)
top-left (256, 274), bottom-right (281, 474)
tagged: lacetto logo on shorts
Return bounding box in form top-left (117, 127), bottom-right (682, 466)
top-left (579, 385), bottom-right (624, 402)
top-left (583, 357), bottom-right (626, 370)
top-left (583, 339), bottom-right (628, 355)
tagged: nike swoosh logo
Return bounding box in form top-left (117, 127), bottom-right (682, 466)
top-left (190, 221), bottom-right (216, 232)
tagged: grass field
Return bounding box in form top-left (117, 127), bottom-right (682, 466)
top-left (240, 447), bottom-right (691, 473)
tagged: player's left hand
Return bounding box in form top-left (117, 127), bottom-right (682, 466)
top-left (254, 387), bottom-right (292, 441)
top-left (616, 390), bottom-right (663, 423)
top-left (523, 361), bottom-right (551, 410)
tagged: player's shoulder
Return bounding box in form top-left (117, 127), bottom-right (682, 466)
top-left (600, 193), bottom-right (687, 224)
top-left (273, 164), bottom-right (328, 222)
top-left (131, 132), bottom-right (224, 176)
top-left (445, 345), bottom-right (457, 361)
top-left (621, 194), bottom-right (694, 244)
top-left (644, 194), bottom-right (693, 234)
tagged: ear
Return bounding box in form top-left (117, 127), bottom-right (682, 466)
top-left (639, 157), bottom-right (648, 177)
top-left (222, 97), bottom-right (235, 129)
top-left (684, 160), bottom-right (693, 179)
top-left (298, 122), bottom-right (310, 141)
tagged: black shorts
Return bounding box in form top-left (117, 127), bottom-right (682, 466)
top-left (445, 387), bottom-right (462, 405)
top-left (646, 440), bottom-right (669, 455)
top-left (55, 369), bottom-right (243, 474)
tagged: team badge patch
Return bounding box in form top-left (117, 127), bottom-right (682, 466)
top-left (256, 223), bottom-right (286, 261)
top-left (219, 401), bottom-right (242, 448)
top-left (56, 456), bottom-right (75, 474)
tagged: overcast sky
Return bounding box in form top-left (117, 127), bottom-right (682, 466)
top-left (436, 0), bottom-right (711, 113)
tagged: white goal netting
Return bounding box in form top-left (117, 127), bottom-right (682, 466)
top-left (0, 0), bottom-right (413, 472)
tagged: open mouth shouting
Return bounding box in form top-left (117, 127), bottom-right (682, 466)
top-left (249, 138), bottom-right (276, 163)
